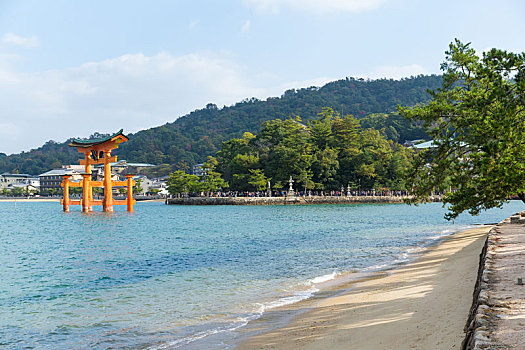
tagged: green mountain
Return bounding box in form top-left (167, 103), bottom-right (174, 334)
top-left (0, 75), bottom-right (441, 175)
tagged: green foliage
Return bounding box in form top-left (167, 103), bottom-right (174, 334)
top-left (399, 39), bottom-right (525, 219)
top-left (0, 76), bottom-right (440, 175)
top-left (359, 113), bottom-right (427, 142)
top-left (311, 146), bottom-right (339, 189)
top-left (217, 108), bottom-right (413, 192)
top-left (70, 187), bottom-right (82, 195)
top-left (133, 179), bottom-right (143, 194)
top-left (93, 187), bottom-right (103, 195)
top-left (8, 187), bottom-right (24, 196)
top-left (247, 169), bottom-right (269, 191)
top-left (167, 171), bottom-right (201, 195)
top-left (257, 117), bottom-right (313, 188)
top-left (200, 156), bottom-right (229, 192)
top-left (216, 133), bottom-right (257, 188)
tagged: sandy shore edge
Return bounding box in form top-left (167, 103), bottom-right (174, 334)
top-left (0, 198), bottom-right (165, 203)
top-left (0, 198), bottom-right (60, 202)
top-left (237, 225), bottom-right (491, 350)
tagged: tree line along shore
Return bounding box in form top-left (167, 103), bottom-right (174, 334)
top-left (166, 107), bottom-right (418, 199)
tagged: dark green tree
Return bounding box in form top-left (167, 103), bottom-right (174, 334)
top-left (167, 171), bottom-right (200, 196)
top-left (400, 39), bottom-right (525, 219)
top-left (214, 112), bottom-right (414, 193)
top-left (133, 179), bottom-right (143, 194)
top-left (247, 169), bottom-right (269, 191)
top-left (309, 108), bottom-right (340, 189)
top-left (201, 156), bottom-right (229, 192)
top-left (257, 117), bottom-right (313, 189)
top-left (216, 132), bottom-right (257, 186)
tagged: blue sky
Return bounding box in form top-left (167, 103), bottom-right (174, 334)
top-left (0, 0), bottom-right (524, 154)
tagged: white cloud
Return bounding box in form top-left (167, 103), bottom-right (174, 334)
top-left (0, 48), bottom-right (435, 155)
top-left (188, 20), bottom-right (198, 30)
top-left (0, 122), bottom-right (20, 141)
top-left (2, 33), bottom-right (39, 47)
top-left (363, 64), bottom-right (429, 80)
top-left (0, 52), bottom-right (275, 154)
top-left (0, 46), bottom-right (341, 155)
top-left (244, 0), bottom-right (385, 14)
top-left (241, 20), bottom-right (252, 33)
top-left (0, 50), bottom-right (330, 154)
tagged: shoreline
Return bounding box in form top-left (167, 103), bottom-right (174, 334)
top-left (0, 198), bottom-right (60, 202)
top-left (234, 225), bottom-right (492, 350)
top-left (0, 198), bottom-right (164, 203)
top-left (166, 195), bottom-right (442, 206)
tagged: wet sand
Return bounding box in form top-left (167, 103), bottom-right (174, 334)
top-left (237, 226), bottom-right (491, 350)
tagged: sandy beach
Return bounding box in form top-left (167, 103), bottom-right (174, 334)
top-left (238, 225), bottom-right (491, 350)
top-left (0, 198), bottom-right (60, 202)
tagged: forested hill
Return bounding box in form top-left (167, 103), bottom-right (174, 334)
top-left (0, 75), bottom-right (442, 175)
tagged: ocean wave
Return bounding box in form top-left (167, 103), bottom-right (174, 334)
top-left (308, 271), bottom-right (339, 284)
top-left (145, 316), bottom-right (254, 350)
top-left (148, 272), bottom-right (342, 349)
top-left (254, 287), bottom-right (318, 314)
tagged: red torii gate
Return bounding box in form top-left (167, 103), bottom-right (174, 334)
top-left (61, 129), bottom-right (135, 212)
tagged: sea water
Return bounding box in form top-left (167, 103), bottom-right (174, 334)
top-left (0, 200), bottom-right (522, 349)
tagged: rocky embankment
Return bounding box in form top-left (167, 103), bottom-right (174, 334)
top-left (463, 212), bottom-right (525, 349)
top-left (166, 195), bottom-right (442, 205)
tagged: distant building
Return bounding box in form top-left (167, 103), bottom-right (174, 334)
top-left (38, 160), bottom-right (156, 194)
top-left (403, 139), bottom-right (426, 147)
top-left (39, 169), bottom-right (82, 193)
top-left (150, 176), bottom-right (169, 196)
top-left (91, 170), bottom-right (119, 183)
top-left (62, 164), bottom-right (85, 171)
top-left (0, 173), bottom-right (33, 190)
top-left (410, 140), bottom-right (466, 150)
top-left (133, 175), bottom-right (155, 195)
top-left (411, 140), bottom-right (437, 149)
top-left (192, 163), bottom-right (205, 177)
top-left (94, 160), bottom-right (155, 175)
top-left (28, 177), bottom-right (40, 188)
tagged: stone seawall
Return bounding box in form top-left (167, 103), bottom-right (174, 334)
top-left (462, 212), bottom-right (525, 349)
top-left (166, 195), bottom-right (442, 205)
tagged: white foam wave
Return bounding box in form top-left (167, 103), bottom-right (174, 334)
top-left (308, 271), bottom-right (339, 284)
top-left (255, 287), bottom-right (317, 314)
top-left (426, 225), bottom-right (474, 241)
top-left (364, 225), bottom-right (479, 274)
top-left (146, 315), bottom-right (254, 350)
top-left (147, 285), bottom-right (319, 349)
top-left (363, 262), bottom-right (390, 271)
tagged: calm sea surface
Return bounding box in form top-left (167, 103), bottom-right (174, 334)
top-left (1, 200), bottom-right (523, 349)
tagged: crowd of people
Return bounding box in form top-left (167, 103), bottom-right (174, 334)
top-left (174, 189), bottom-right (413, 198)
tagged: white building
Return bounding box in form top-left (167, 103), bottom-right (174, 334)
top-left (0, 173), bottom-right (33, 190)
top-left (93, 160), bottom-right (155, 175)
top-left (132, 175), bottom-right (156, 195)
top-left (192, 163), bottom-right (205, 177)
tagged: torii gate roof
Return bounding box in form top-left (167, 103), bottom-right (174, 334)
top-left (69, 129), bottom-right (128, 148)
